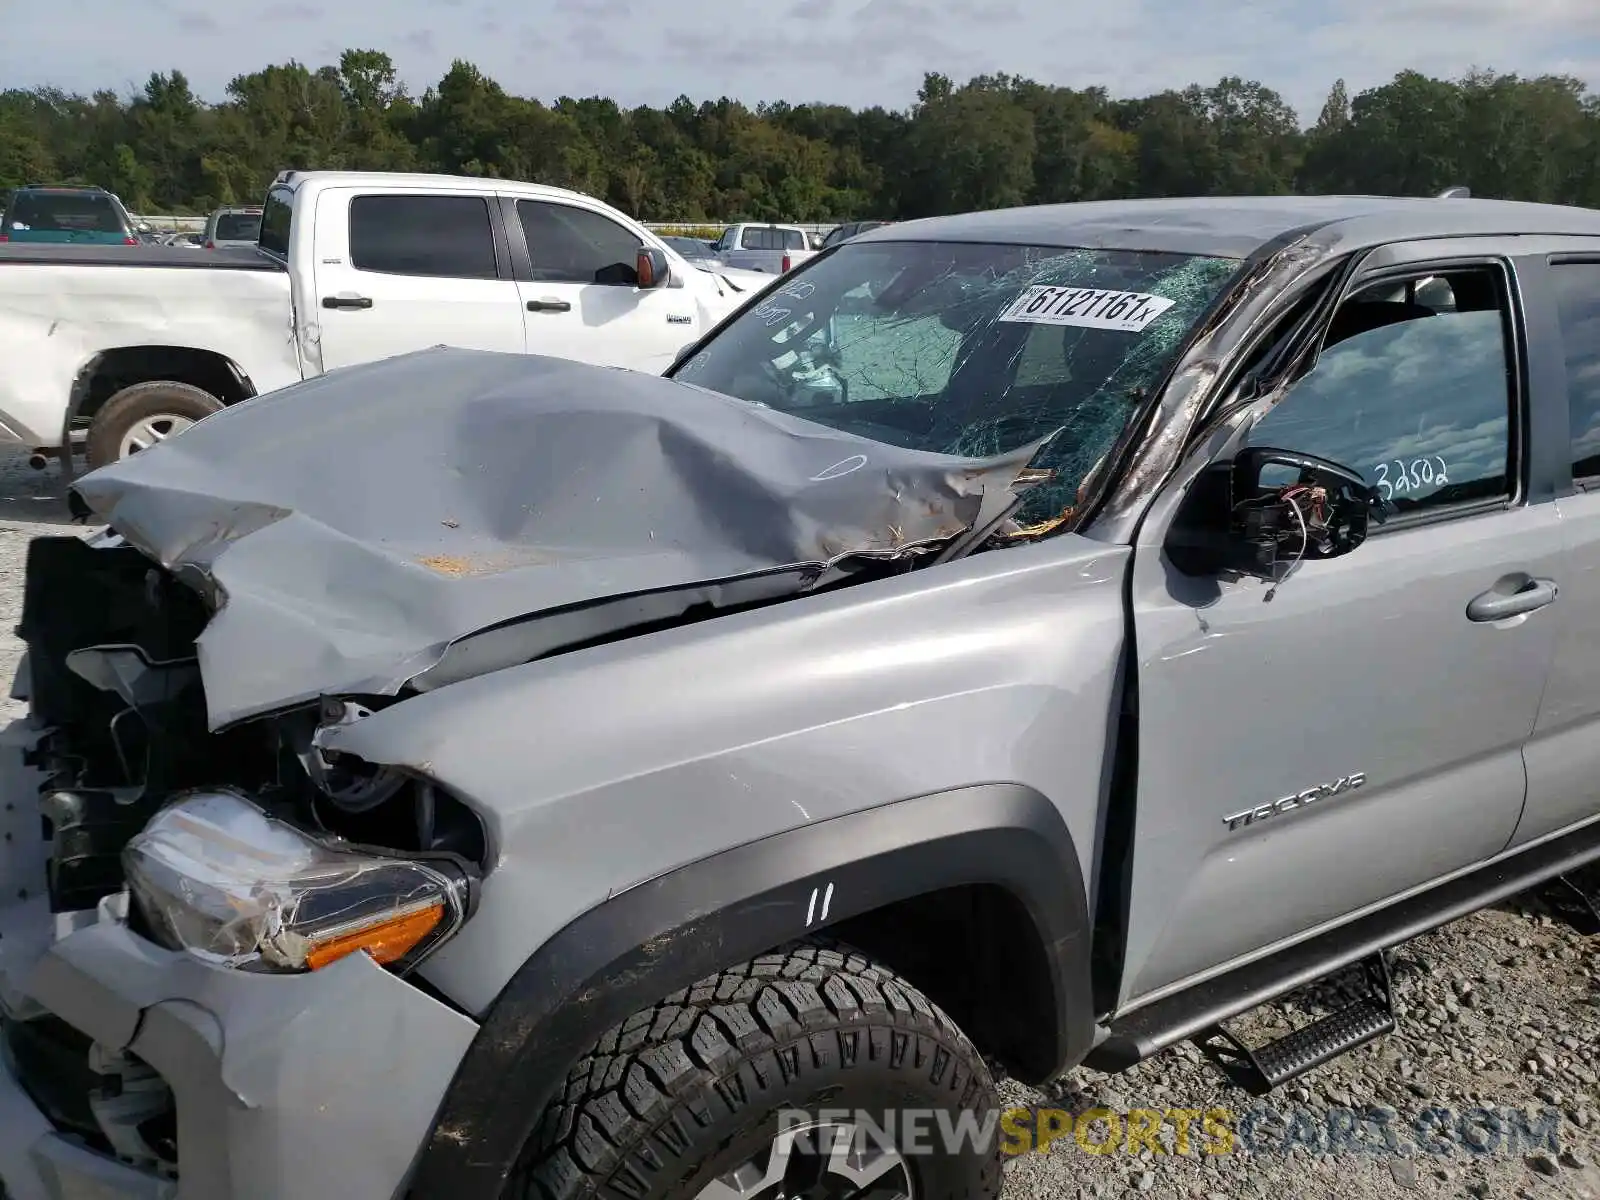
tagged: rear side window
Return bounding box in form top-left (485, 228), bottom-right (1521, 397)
top-left (214, 212), bottom-right (261, 242)
top-left (4, 192), bottom-right (125, 234)
top-left (741, 227), bottom-right (775, 250)
top-left (258, 187), bottom-right (293, 257)
top-left (516, 201), bottom-right (641, 285)
top-left (349, 194), bottom-right (498, 279)
top-left (1549, 262), bottom-right (1600, 481)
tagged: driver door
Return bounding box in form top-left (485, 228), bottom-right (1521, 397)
top-left (1116, 251), bottom-right (1561, 1006)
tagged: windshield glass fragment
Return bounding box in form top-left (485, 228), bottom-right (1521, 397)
top-left (675, 242), bottom-right (1239, 524)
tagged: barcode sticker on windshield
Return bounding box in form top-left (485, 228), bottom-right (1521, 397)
top-left (997, 286), bottom-right (1176, 332)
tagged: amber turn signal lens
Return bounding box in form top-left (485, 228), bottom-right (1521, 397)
top-left (306, 902), bottom-right (446, 971)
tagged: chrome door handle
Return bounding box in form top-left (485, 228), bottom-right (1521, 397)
top-left (1466, 576), bottom-right (1558, 622)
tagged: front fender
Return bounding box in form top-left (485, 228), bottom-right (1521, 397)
top-left (319, 535), bottom-right (1129, 1019)
top-left (403, 783), bottom-right (1094, 1200)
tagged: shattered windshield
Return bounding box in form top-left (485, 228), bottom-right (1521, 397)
top-left (673, 241), bottom-right (1239, 523)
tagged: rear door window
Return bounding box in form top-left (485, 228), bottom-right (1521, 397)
top-left (1549, 262), bottom-right (1600, 483)
top-left (348, 194), bottom-right (498, 279)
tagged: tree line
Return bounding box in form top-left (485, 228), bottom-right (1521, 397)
top-left (2, 50), bottom-right (1598, 221)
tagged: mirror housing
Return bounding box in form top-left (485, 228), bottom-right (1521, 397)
top-left (1166, 446), bottom-right (1385, 581)
top-left (636, 247), bottom-right (670, 289)
top-left (1226, 447), bottom-right (1385, 578)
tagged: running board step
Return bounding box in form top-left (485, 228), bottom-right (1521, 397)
top-left (1543, 873), bottom-right (1600, 935)
top-left (1193, 954), bottom-right (1395, 1095)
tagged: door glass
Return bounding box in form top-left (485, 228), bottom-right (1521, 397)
top-left (1245, 267), bottom-right (1514, 514)
top-left (517, 201), bottom-right (642, 286)
top-left (348, 194), bottom-right (498, 279)
top-left (741, 227), bottom-right (769, 250)
top-left (1549, 263), bottom-right (1600, 481)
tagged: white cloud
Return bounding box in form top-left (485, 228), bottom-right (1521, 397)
top-left (4, 0), bottom-right (1596, 120)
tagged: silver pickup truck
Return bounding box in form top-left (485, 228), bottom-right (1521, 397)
top-left (3, 193), bottom-right (1600, 1200)
top-left (711, 222), bottom-right (817, 273)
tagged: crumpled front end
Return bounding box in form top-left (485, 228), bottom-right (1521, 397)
top-left (70, 346), bottom-right (1049, 730)
top-left (0, 346), bottom-right (1055, 1199)
top-left (0, 530), bottom-right (484, 1200)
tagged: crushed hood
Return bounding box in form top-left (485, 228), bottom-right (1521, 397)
top-left (72, 347), bottom-right (1047, 729)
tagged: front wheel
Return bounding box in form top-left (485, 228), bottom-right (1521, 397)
top-left (85, 380), bottom-right (224, 469)
top-left (516, 941), bottom-right (1001, 1200)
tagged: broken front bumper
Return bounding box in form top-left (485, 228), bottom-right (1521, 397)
top-left (0, 720), bottom-right (480, 1200)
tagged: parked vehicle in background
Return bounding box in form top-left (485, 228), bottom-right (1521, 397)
top-left (9, 194), bottom-right (1600, 1200)
top-left (0, 186), bottom-right (147, 246)
top-left (203, 205), bottom-right (263, 249)
top-left (820, 219), bottom-right (891, 248)
top-left (660, 234), bottom-right (725, 271)
top-left (712, 222), bottom-right (817, 272)
top-left (160, 231), bottom-right (204, 248)
top-left (0, 170), bottom-right (768, 472)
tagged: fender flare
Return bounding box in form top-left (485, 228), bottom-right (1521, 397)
top-left (57, 347), bottom-right (260, 483)
top-left (404, 782), bottom-right (1094, 1199)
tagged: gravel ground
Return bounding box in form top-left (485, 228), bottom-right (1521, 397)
top-left (0, 448), bottom-right (1592, 1200)
top-left (997, 895), bottom-right (1600, 1200)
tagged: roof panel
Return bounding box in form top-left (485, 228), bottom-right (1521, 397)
top-left (853, 196), bottom-right (1600, 259)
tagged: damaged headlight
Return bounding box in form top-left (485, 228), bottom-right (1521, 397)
top-left (122, 790), bottom-right (473, 973)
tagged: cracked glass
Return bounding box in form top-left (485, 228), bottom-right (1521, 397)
top-left (674, 241), bottom-right (1239, 523)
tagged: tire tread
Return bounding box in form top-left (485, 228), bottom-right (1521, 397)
top-left (515, 939), bottom-right (999, 1200)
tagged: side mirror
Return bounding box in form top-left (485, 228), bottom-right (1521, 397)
top-left (1227, 446), bottom-right (1385, 578)
top-left (636, 247), bottom-right (670, 289)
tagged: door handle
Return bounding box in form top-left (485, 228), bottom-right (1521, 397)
top-left (321, 294), bottom-right (372, 310)
top-left (526, 298), bottom-right (572, 313)
top-left (1466, 576), bottom-right (1558, 622)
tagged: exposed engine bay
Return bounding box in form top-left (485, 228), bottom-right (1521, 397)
top-left (18, 531), bottom-right (489, 916)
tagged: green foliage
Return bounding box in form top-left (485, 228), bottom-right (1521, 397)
top-left (655, 225), bottom-right (723, 240)
top-left (5, 54), bottom-right (1600, 219)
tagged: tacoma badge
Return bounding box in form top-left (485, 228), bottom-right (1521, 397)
top-left (1223, 773), bottom-right (1367, 831)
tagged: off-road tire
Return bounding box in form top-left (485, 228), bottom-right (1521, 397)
top-left (85, 380), bottom-right (223, 469)
top-left (516, 940), bottom-right (1002, 1200)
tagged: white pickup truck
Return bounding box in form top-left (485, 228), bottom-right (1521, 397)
top-left (0, 171), bottom-right (768, 471)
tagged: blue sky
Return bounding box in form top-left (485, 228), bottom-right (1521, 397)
top-left (6, 0), bottom-right (1600, 123)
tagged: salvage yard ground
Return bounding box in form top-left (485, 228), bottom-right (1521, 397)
top-left (0, 446), bottom-right (1594, 1200)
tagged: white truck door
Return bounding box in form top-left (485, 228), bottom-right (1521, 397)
top-left (312, 187), bottom-right (525, 369)
top-left (508, 197), bottom-right (696, 374)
